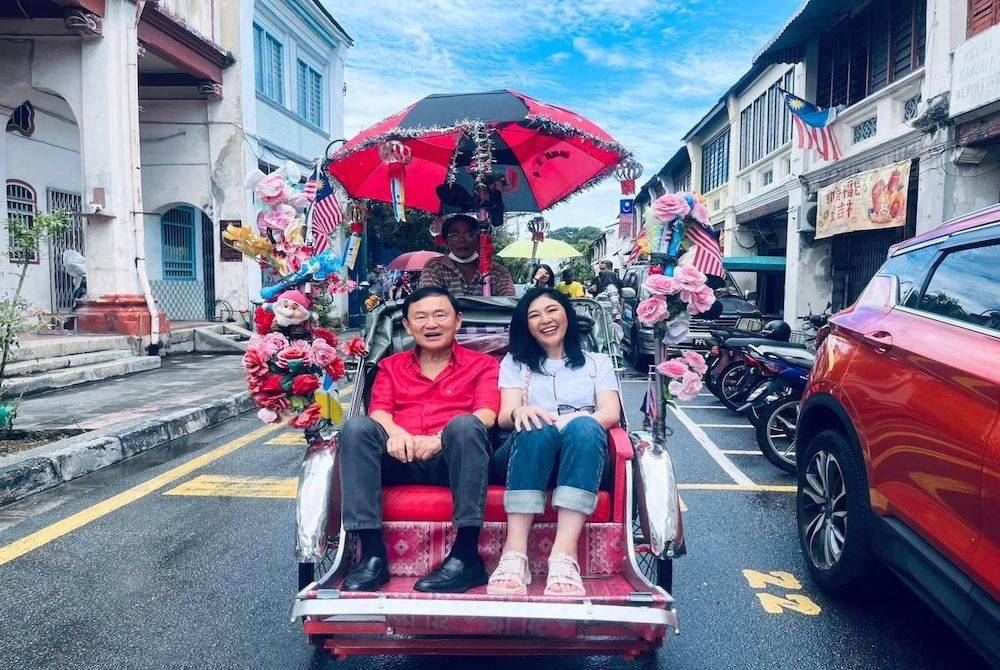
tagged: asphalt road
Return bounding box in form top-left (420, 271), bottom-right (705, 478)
top-left (0, 368), bottom-right (989, 670)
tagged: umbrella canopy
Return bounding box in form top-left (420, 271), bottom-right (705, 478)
top-left (497, 238), bottom-right (582, 260)
top-left (385, 250), bottom-right (443, 271)
top-left (328, 90), bottom-right (630, 215)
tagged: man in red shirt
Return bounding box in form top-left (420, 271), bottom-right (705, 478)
top-left (339, 286), bottom-right (500, 592)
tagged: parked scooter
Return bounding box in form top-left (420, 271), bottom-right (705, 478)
top-left (736, 344), bottom-right (815, 473)
top-left (706, 320), bottom-right (805, 411)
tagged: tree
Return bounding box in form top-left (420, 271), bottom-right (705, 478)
top-left (493, 224), bottom-right (531, 283)
top-left (0, 209), bottom-right (70, 432)
top-left (548, 226), bottom-right (602, 282)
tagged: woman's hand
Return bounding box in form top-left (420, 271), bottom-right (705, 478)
top-left (512, 405), bottom-right (556, 432)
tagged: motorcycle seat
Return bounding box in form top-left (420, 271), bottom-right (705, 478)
top-left (751, 344), bottom-right (815, 367)
top-left (721, 337), bottom-right (807, 350)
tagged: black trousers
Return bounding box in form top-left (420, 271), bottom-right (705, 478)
top-left (338, 414), bottom-right (490, 530)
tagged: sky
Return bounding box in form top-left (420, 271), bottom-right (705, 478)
top-left (326, 0), bottom-right (803, 235)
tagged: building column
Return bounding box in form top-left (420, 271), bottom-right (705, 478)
top-left (75, 0), bottom-right (167, 337)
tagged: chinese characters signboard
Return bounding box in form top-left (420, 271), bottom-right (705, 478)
top-left (816, 160), bottom-right (911, 240)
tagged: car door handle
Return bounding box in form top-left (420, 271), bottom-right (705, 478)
top-left (862, 330), bottom-right (893, 353)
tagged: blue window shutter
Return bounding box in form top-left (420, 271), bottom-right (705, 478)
top-left (161, 207), bottom-right (196, 281)
top-left (297, 60), bottom-right (308, 119)
top-left (253, 25), bottom-right (264, 94)
top-left (311, 69), bottom-right (322, 126)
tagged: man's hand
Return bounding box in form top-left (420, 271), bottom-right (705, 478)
top-left (411, 434), bottom-right (443, 461)
top-left (386, 429), bottom-right (415, 463)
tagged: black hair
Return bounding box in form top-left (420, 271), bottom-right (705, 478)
top-left (532, 263), bottom-right (555, 287)
top-left (561, 268), bottom-right (574, 283)
top-left (402, 286), bottom-right (460, 318)
top-left (441, 214), bottom-right (480, 239)
top-left (509, 287), bottom-right (585, 373)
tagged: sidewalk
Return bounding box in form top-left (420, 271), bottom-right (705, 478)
top-left (0, 353), bottom-right (253, 506)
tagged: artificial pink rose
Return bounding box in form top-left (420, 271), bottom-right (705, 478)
top-left (668, 370), bottom-right (703, 402)
top-left (259, 203), bottom-right (296, 232)
top-left (682, 350), bottom-right (709, 375)
top-left (674, 264), bottom-right (707, 292)
top-left (286, 193), bottom-right (311, 212)
top-left (309, 338), bottom-right (339, 368)
top-left (643, 274), bottom-right (682, 296)
top-left (686, 284), bottom-right (717, 315)
top-left (259, 332), bottom-right (289, 356)
top-left (254, 172), bottom-right (290, 205)
top-left (691, 201), bottom-right (709, 224)
top-left (276, 343), bottom-right (312, 370)
top-left (656, 359), bottom-right (689, 378)
top-left (652, 194), bottom-right (691, 222)
top-left (257, 407), bottom-right (279, 423)
top-left (636, 296), bottom-right (670, 326)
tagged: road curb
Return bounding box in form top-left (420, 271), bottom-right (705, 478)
top-left (0, 391), bottom-right (255, 506)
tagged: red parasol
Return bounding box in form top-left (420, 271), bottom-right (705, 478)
top-left (385, 250), bottom-right (443, 271)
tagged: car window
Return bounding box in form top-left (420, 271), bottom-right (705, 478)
top-left (911, 243), bottom-right (1000, 333)
top-left (881, 243), bottom-right (939, 304)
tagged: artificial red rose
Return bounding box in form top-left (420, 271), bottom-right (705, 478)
top-left (340, 335), bottom-right (367, 358)
top-left (291, 374), bottom-right (320, 395)
top-left (254, 305), bottom-right (275, 334)
top-left (242, 347), bottom-right (269, 380)
top-left (325, 356), bottom-right (346, 381)
top-left (312, 327), bottom-right (339, 347)
top-left (289, 403), bottom-right (322, 429)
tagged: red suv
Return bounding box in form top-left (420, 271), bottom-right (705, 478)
top-left (796, 204), bottom-right (999, 666)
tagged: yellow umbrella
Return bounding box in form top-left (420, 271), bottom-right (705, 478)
top-left (497, 238), bottom-right (582, 263)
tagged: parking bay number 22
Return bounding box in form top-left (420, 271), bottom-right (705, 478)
top-left (742, 570), bottom-right (822, 616)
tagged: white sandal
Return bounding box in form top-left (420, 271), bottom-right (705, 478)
top-left (544, 553), bottom-right (585, 596)
top-left (487, 551), bottom-right (532, 595)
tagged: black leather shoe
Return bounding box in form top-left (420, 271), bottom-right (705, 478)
top-left (341, 556), bottom-right (390, 592)
top-left (414, 555), bottom-right (488, 593)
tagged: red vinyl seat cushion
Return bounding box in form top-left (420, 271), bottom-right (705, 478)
top-left (382, 485), bottom-right (612, 523)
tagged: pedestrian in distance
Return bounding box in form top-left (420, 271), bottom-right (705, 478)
top-left (487, 287), bottom-right (621, 596)
top-left (554, 268), bottom-right (585, 298)
top-left (531, 264), bottom-right (555, 288)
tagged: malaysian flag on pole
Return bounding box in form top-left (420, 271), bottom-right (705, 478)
top-left (779, 88), bottom-right (842, 163)
top-left (308, 170), bottom-right (343, 254)
top-left (684, 221), bottom-right (725, 278)
top-left (618, 199), bottom-right (635, 238)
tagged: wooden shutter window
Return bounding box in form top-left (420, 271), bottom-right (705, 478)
top-left (968, 0), bottom-right (999, 37)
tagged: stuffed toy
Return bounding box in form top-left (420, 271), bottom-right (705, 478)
top-left (254, 289), bottom-right (339, 348)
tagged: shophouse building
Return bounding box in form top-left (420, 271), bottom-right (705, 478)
top-left (0, 0), bottom-right (350, 344)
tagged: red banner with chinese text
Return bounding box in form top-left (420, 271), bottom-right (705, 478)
top-left (816, 160), bottom-right (911, 240)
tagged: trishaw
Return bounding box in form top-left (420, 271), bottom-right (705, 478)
top-left (227, 89), bottom-right (709, 661)
top-left (291, 295), bottom-right (685, 659)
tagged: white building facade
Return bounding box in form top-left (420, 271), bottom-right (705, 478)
top-left (0, 0), bottom-right (350, 342)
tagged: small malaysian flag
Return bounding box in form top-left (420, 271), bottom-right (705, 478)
top-left (684, 221), bottom-right (725, 278)
top-left (302, 178), bottom-right (318, 202)
top-left (309, 173), bottom-right (343, 253)
top-left (779, 88), bottom-right (842, 162)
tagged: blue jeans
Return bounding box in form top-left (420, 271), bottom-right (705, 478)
top-left (493, 416), bottom-right (608, 515)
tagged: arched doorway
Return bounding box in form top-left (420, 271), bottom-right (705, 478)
top-left (1, 87), bottom-right (83, 314)
top-left (147, 204), bottom-right (216, 321)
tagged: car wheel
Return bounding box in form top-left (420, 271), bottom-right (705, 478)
top-left (797, 429), bottom-right (876, 593)
top-left (716, 361), bottom-right (749, 410)
top-left (754, 398), bottom-right (799, 473)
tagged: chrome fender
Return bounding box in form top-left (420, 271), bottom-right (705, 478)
top-left (630, 430), bottom-right (686, 558)
top-left (295, 437), bottom-right (339, 563)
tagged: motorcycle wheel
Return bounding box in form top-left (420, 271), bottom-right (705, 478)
top-left (755, 397), bottom-right (800, 473)
top-left (717, 361), bottom-right (750, 411)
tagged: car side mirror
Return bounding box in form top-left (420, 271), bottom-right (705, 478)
top-left (621, 287), bottom-right (636, 301)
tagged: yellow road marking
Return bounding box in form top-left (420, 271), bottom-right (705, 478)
top-left (165, 475), bottom-right (297, 499)
top-left (265, 432), bottom-right (308, 446)
top-left (678, 483), bottom-right (797, 492)
top-left (756, 592), bottom-right (822, 615)
top-left (0, 423), bottom-right (282, 567)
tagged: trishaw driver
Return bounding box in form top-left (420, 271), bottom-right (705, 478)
top-left (338, 286), bottom-right (500, 592)
top-left (419, 214), bottom-right (516, 296)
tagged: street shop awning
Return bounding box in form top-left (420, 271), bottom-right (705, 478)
top-left (724, 256), bottom-right (787, 272)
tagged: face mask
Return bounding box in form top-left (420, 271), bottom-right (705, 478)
top-left (448, 252), bottom-right (479, 264)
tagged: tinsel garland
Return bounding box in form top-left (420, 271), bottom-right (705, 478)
top-left (521, 114), bottom-right (632, 158)
top-left (468, 122), bottom-right (495, 188)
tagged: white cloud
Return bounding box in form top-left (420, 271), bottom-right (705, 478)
top-left (326, 0), bottom-right (796, 234)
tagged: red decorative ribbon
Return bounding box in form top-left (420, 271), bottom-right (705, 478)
top-left (531, 232), bottom-right (545, 242)
top-left (620, 179), bottom-right (636, 195)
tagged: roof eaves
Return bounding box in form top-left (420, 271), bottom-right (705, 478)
top-left (311, 0), bottom-right (354, 46)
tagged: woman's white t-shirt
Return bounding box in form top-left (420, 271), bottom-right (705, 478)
top-left (498, 351), bottom-right (619, 414)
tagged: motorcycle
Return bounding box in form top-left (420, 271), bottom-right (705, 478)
top-left (706, 320), bottom-right (803, 411)
top-left (736, 344), bottom-right (815, 473)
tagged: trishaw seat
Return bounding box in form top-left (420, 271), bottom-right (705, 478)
top-left (382, 485), bottom-right (612, 523)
